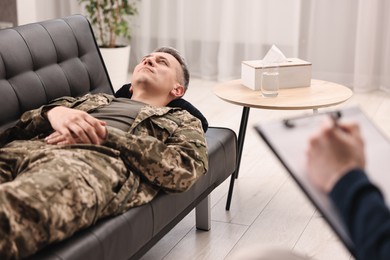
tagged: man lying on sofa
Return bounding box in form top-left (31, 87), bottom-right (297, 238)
top-left (0, 46), bottom-right (208, 259)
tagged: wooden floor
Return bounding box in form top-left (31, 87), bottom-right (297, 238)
top-left (140, 78), bottom-right (390, 260)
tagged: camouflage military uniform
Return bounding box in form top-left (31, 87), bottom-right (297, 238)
top-left (0, 93), bottom-right (208, 259)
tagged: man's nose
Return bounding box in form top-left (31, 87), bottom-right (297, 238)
top-left (143, 57), bottom-right (154, 66)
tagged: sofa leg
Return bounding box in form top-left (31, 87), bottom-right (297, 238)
top-left (195, 195), bottom-right (211, 231)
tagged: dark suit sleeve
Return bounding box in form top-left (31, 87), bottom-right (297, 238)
top-left (330, 169), bottom-right (390, 260)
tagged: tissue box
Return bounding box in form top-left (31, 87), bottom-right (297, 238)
top-left (241, 58), bottom-right (312, 90)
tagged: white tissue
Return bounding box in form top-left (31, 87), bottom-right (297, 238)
top-left (262, 45), bottom-right (287, 64)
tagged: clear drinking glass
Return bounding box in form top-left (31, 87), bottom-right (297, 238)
top-left (261, 63), bottom-right (279, 97)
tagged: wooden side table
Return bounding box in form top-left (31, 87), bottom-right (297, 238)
top-left (214, 79), bottom-right (353, 210)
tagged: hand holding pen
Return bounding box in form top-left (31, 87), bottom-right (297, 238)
top-left (305, 115), bottom-right (366, 193)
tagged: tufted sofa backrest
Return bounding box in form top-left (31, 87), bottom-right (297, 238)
top-left (0, 15), bottom-right (113, 129)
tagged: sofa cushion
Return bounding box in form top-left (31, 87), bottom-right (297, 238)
top-left (0, 15), bottom-right (113, 129)
top-left (28, 204), bottom-right (154, 260)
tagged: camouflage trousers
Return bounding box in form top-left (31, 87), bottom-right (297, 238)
top-left (0, 140), bottom-right (139, 259)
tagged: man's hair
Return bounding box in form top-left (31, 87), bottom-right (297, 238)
top-left (153, 46), bottom-right (190, 91)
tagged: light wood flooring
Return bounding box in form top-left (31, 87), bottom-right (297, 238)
top-left (140, 78), bottom-right (390, 260)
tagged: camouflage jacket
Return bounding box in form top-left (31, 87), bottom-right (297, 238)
top-left (0, 93), bottom-right (208, 209)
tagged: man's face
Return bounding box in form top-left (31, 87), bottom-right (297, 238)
top-left (131, 52), bottom-right (183, 99)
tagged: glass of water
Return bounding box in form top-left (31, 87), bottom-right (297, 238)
top-left (261, 63), bottom-right (279, 98)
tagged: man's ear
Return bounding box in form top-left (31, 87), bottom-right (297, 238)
top-left (171, 83), bottom-right (185, 98)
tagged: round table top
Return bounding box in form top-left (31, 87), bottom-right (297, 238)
top-left (213, 79), bottom-right (353, 110)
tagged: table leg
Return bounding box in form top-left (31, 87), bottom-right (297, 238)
top-left (226, 106), bottom-right (250, 210)
top-left (235, 107), bottom-right (250, 179)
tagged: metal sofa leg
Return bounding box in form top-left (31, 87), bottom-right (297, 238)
top-left (195, 195), bottom-right (211, 231)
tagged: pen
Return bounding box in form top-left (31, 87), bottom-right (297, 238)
top-left (329, 111), bottom-right (342, 128)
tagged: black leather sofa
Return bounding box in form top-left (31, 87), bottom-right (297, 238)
top-left (0, 15), bottom-right (237, 259)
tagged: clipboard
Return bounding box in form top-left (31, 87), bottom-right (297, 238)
top-left (254, 106), bottom-right (390, 256)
